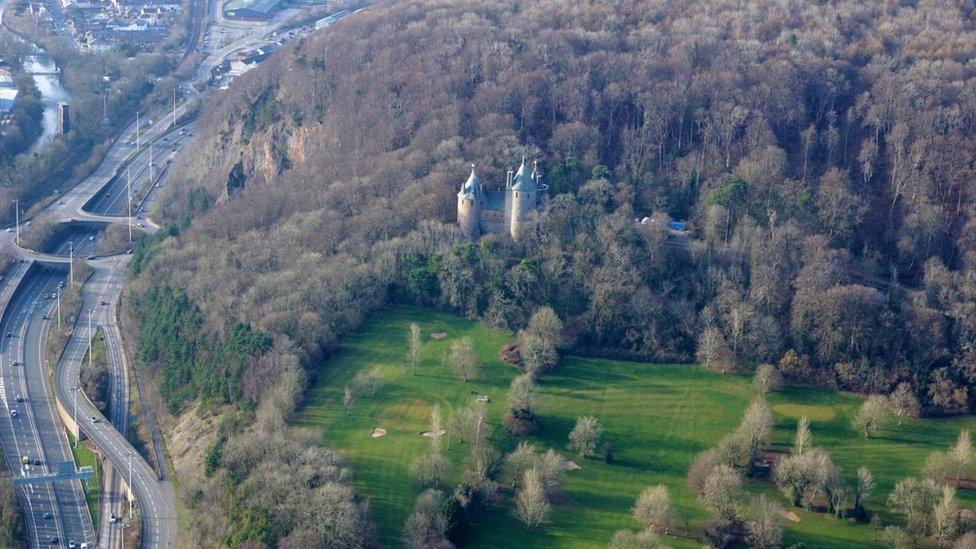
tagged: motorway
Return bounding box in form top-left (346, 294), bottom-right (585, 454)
top-left (0, 259), bottom-right (94, 547)
top-left (0, 3), bottom-right (342, 546)
top-left (53, 255), bottom-right (176, 549)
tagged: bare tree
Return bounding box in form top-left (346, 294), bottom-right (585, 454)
top-left (609, 529), bottom-right (667, 549)
top-left (950, 430), bottom-right (974, 484)
top-left (450, 337), bottom-right (478, 382)
top-left (852, 467), bottom-right (874, 518)
top-left (632, 484), bottom-right (674, 534)
top-left (696, 326), bottom-right (726, 369)
top-left (514, 468), bottom-right (551, 528)
top-left (753, 363), bottom-right (783, 394)
top-left (402, 489), bottom-right (448, 548)
top-left (887, 477), bottom-right (938, 541)
top-left (853, 395), bottom-right (889, 438)
top-left (568, 416), bottom-right (603, 458)
top-left (746, 495), bottom-right (783, 549)
top-left (407, 322), bottom-right (422, 376)
top-left (887, 383), bottom-right (920, 425)
top-left (699, 463), bottom-right (742, 521)
top-left (793, 416), bottom-right (812, 457)
top-left (931, 486), bottom-right (958, 547)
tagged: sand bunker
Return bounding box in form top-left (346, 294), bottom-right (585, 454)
top-left (430, 332), bottom-right (447, 340)
top-left (421, 429), bottom-right (446, 437)
top-left (566, 460), bottom-right (581, 471)
top-left (371, 428), bottom-right (387, 438)
top-left (779, 510), bottom-right (801, 523)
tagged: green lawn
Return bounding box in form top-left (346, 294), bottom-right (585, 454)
top-left (68, 433), bottom-right (101, 529)
top-left (295, 305), bottom-right (976, 547)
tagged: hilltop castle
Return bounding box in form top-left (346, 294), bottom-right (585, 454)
top-left (457, 157), bottom-right (548, 240)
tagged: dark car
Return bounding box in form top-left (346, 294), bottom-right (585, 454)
top-left (49, 536), bottom-right (58, 544)
top-left (44, 512), bottom-right (52, 519)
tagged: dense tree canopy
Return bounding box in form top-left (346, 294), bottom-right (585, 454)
top-left (139, 0), bottom-right (976, 440)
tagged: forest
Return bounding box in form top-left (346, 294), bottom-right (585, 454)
top-left (129, 0), bottom-right (976, 544)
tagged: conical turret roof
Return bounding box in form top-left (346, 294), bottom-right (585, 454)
top-left (458, 164), bottom-right (484, 197)
top-left (511, 157), bottom-right (536, 191)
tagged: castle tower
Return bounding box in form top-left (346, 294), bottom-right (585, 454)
top-left (457, 165), bottom-right (484, 239)
top-left (508, 157), bottom-right (537, 240)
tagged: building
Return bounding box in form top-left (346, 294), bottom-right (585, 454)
top-left (457, 157), bottom-right (548, 240)
top-left (314, 9), bottom-right (348, 29)
top-left (223, 0), bottom-right (282, 20)
top-left (56, 102), bottom-right (70, 136)
top-left (0, 89), bottom-right (17, 113)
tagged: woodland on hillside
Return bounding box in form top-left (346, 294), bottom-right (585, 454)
top-left (129, 0), bottom-right (976, 543)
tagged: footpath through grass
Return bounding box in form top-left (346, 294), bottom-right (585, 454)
top-left (296, 305), bottom-right (976, 547)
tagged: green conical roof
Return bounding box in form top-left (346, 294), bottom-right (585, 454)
top-left (511, 157), bottom-right (536, 191)
top-left (458, 164), bottom-right (483, 197)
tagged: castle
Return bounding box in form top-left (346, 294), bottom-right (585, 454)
top-left (457, 157), bottom-right (548, 240)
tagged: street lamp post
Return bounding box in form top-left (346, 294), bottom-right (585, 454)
top-left (56, 288), bottom-right (61, 331)
top-left (88, 308), bottom-right (94, 374)
top-left (72, 386), bottom-right (78, 447)
top-left (68, 242), bottom-right (74, 286)
top-left (127, 168), bottom-right (132, 244)
top-left (11, 199), bottom-right (18, 246)
top-left (127, 451), bottom-right (134, 519)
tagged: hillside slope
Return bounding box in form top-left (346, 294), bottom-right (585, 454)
top-left (128, 0), bottom-right (976, 543)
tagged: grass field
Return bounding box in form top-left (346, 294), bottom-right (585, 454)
top-left (68, 434), bottom-right (101, 529)
top-left (295, 305), bottom-right (976, 547)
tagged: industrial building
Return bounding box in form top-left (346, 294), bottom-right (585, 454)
top-left (223, 0), bottom-right (282, 20)
top-left (0, 88), bottom-right (17, 114)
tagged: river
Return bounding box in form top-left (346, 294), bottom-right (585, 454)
top-left (0, 0), bottom-right (72, 151)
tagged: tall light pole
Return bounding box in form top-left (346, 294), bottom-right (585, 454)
top-left (172, 87), bottom-right (177, 129)
top-left (11, 199), bottom-right (18, 246)
top-left (127, 168), bottom-right (132, 244)
top-left (88, 308), bottom-right (94, 375)
top-left (71, 385), bottom-right (78, 447)
top-left (68, 242), bottom-right (74, 286)
top-left (136, 111), bottom-right (141, 149)
top-left (56, 288), bottom-right (61, 331)
top-left (127, 451), bottom-right (134, 518)
top-left (148, 141), bottom-right (153, 185)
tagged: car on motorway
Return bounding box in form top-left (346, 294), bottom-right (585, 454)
top-left (24, 221), bottom-right (30, 226)
top-left (15, 395), bottom-right (23, 403)
top-left (90, 416), bottom-right (99, 423)
top-left (49, 537), bottom-right (58, 544)
top-left (20, 455), bottom-right (28, 465)
top-left (12, 361), bottom-right (20, 366)
top-left (68, 540), bottom-right (76, 548)
top-left (4, 228), bottom-right (10, 233)
top-left (86, 256), bottom-right (95, 260)
top-left (5, 332), bottom-right (12, 338)
top-left (10, 410), bottom-right (18, 418)
top-left (110, 513), bottom-right (117, 523)
top-left (100, 300), bottom-right (108, 306)
top-left (44, 512), bottom-right (52, 519)
top-left (33, 458), bottom-right (40, 466)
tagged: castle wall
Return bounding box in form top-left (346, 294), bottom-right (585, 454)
top-left (457, 195), bottom-right (481, 239)
top-left (480, 209), bottom-right (506, 234)
top-left (509, 189), bottom-right (536, 240)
